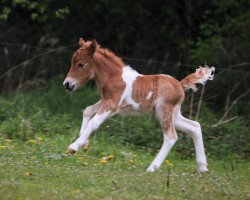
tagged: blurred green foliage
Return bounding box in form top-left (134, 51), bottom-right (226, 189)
top-left (0, 0), bottom-right (249, 110)
top-left (0, 0), bottom-right (69, 21)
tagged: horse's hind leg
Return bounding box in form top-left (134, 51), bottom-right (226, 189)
top-left (174, 106), bottom-right (208, 173)
top-left (147, 104), bottom-right (178, 172)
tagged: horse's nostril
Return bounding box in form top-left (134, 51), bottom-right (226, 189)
top-left (68, 85), bottom-right (75, 91)
top-left (64, 81), bottom-right (75, 91)
top-left (64, 81), bottom-right (69, 89)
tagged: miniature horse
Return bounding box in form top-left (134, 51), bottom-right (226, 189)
top-left (63, 38), bottom-right (215, 173)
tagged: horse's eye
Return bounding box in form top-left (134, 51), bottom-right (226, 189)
top-left (78, 63), bottom-right (84, 68)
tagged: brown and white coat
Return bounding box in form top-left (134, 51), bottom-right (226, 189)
top-left (63, 38), bottom-right (215, 173)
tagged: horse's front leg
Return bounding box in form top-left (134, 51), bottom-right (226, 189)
top-left (67, 102), bottom-right (116, 153)
top-left (78, 100), bottom-right (102, 149)
top-left (80, 100), bottom-right (102, 136)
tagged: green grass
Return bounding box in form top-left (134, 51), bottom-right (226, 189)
top-left (0, 133), bottom-right (249, 200)
top-left (0, 78), bottom-right (249, 199)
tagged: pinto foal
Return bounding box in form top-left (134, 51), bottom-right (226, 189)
top-left (63, 38), bottom-right (215, 173)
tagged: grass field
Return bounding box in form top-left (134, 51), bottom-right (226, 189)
top-left (0, 132), bottom-right (249, 200)
top-left (0, 79), bottom-right (249, 199)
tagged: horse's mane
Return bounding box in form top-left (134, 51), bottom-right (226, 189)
top-left (94, 47), bottom-right (124, 70)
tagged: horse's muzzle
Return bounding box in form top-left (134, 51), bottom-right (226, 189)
top-left (63, 81), bottom-right (75, 91)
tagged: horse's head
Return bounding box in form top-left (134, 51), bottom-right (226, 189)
top-left (63, 38), bottom-right (97, 91)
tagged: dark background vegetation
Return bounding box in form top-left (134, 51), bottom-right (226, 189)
top-left (0, 0), bottom-right (249, 159)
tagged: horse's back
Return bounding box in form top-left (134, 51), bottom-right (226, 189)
top-left (131, 74), bottom-right (184, 109)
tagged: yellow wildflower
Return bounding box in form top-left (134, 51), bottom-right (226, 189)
top-left (24, 172), bottom-right (32, 176)
top-left (83, 162), bottom-right (88, 166)
top-left (128, 160), bottom-right (135, 164)
top-left (165, 160), bottom-right (174, 167)
top-left (168, 163), bottom-right (174, 167)
top-left (99, 157), bottom-right (108, 163)
top-left (107, 155), bottom-right (114, 159)
top-left (0, 145), bottom-right (6, 149)
top-left (37, 137), bottom-right (44, 141)
top-left (28, 139), bottom-right (38, 144)
top-left (78, 156), bottom-right (85, 161)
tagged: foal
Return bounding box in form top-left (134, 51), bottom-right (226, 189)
top-left (63, 38), bottom-right (215, 173)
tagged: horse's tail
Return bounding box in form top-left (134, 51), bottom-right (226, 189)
top-left (180, 66), bottom-right (215, 92)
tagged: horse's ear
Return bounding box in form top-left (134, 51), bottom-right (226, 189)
top-left (88, 39), bottom-right (98, 57)
top-left (79, 38), bottom-right (86, 47)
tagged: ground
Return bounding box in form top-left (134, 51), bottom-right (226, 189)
top-left (0, 133), bottom-right (249, 200)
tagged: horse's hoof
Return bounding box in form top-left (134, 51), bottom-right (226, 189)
top-left (82, 143), bottom-right (89, 151)
top-left (66, 148), bottom-right (76, 154)
top-left (146, 166), bottom-right (157, 173)
top-left (198, 165), bottom-right (209, 174)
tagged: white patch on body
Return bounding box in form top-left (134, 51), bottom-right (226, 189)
top-left (159, 74), bottom-right (172, 78)
top-left (146, 91), bottom-right (153, 100)
top-left (119, 66), bottom-right (142, 110)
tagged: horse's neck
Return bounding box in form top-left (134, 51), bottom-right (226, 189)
top-left (93, 54), bottom-right (124, 92)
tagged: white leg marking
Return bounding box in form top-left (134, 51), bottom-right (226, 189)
top-left (69, 111), bottom-right (111, 151)
top-left (174, 107), bottom-right (208, 173)
top-left (80, 101), bottom-right (102, 136)
top-left (146, 134), bottom-right (177, 172)
top-left (146, 91), bottom-right (153, 100)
